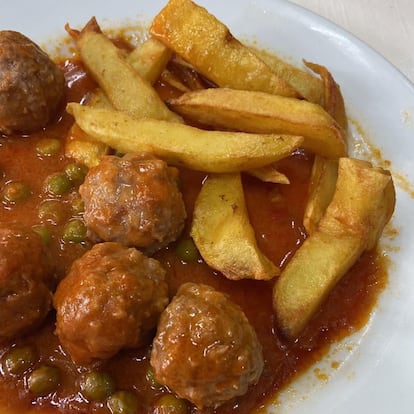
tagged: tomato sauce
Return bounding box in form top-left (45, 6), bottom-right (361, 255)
top-left (0, 57), bottom-right (388, 414)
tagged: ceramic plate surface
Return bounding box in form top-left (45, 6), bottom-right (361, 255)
top-left (1, 1), bottom-right (413, 413)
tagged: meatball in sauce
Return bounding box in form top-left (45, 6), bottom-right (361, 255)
top-left (0, 31), bottom-right (65, 134)
top-left (150, 282), bottom-right (264, 409)
top-left (0, 223), bottom-right (53, 342)
top-left (79, 153), bottom-right (186, 253)
top-left (54, 242), bottom-right (169, 365)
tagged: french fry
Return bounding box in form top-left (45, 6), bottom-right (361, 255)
top-left (318, 158), bottom-right (395, 250)
top-left (273, 157), bottom-right (395, 338)
top-left (254, 48), bottom-right (324, 105)
top-left (303, 157), bottom-right (338, 234)
top-left (65, 123), bottom-right (110, 167)
top-left (150, 0), bottom-right (300, 98)
top-left (169, 88), bottom-right (347, 159)
top-left (66, 103), bottom-right (303, 173)
top-left (66, 33), bottom-right (176, 166)
top-left (302, 62), bottom-right (348, 233)
top-left (75, 30), bottom-right (182, 122)
top-left (191, 173), bottom-right (279, 280)
top-left (246, 165), bottom-right (290, 185)
top-left (305, 60), bottom-right (348, 132)
top-left (87, 88), bottom-right (113, 109)
top-left (159, 69), bottom-right (191, 93)
top-left (126, 37), bottom-right (172, 85)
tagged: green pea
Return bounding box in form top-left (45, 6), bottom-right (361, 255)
top-left (38, 200), bottom-right (66, 224)
top-left (145, 366), bottom-right (162, 390)
top-left (153, 394), bottom-right (188, 414)
top-left (2, 181), bottom-right (31, 204)
top-left (28, 365), bottom-right (60, 396)
top-left (107, 391), bottom-right (139, 414)
top-left (62, 219), bottom-right (87, 243)
top-left (80, 371), bottom-right (115, 402)
top-left (44, 173), bottom-right (72, 196)
top-left (64, 163), bottom-right (88, 185)
top-left (70, 196), bottom-right (85, 216)
top-left (175, 238), bottom-right (199, 263)
top-left (35, 138), bottom-right (61, 157)
top-left (3, 345), bottom-right (37, 375)
top-left (31, 225), bottom-right (52, 245)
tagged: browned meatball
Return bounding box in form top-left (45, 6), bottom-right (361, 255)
top-left (0, 31), bottom-right (65, 134)
top-left (150, 283), bottom-right (264, 409)
top-left (0, 223), bottom-right (53, 342)
top-left (79, 153), bottom-right (186, 252)
top-left (54, 242), bottom-right (169, 364)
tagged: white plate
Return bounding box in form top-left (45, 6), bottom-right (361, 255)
top-left (1, 1), bottom-right (413, 413)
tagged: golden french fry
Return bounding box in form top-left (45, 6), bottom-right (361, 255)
top-left (303, 156), bottom-right (338, 234)
top-left (318, 158), bottom-right (395, 250)
top-left (66, 35), bottom-right (175, 166)
top-left (247, 165), bottom-right (290, 185)
top-left (160, 69), bottom-right (191, 93)
top-left (191, 173), bottom-right (279, 280)
top-left (305, 60), bottom-right (348, 132)
top-left (65, 89), bottom-right (114, 166)
top-left (254, 48), bottom-right (324, 105)
top-left (150, 0), bottom-right (300, 98)
top-left (65, 123), bottom-right (110, 167)
top-left (169, 88), bottom-right (347, 159)
top-left (87, 89), bottom-right (113, 109)
top-left (67, 103), bottom-right (303, 173)
top-left (273, 157), bottom-right (395, 338)
top-left (126, 37), bottom-right (172, 85)
top-left (301, 62), bottom-right (348, 233)
top-left (76, 31), bottom-right (182, 122)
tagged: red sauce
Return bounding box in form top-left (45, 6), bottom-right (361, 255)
top-left (0, 59), bottom-right (387, 414)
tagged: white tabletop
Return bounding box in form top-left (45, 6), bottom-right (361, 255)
top-left (290, 0), bottom-right (414, 83)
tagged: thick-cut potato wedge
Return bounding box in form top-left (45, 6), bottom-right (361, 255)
top-left (150, 0), bottom-right (300, 98)
top-left (254, 48), bottom-right (324, 105)
top-left (67, 103), bottom-right (304, 173)
top-left (76, 31), bottom-right (181, 123)
top-left (169, 88), bottom-right (347, 159)
top-left (303, 156), bottom-right (338, 234)
top-left (318, 158), bottom-right (395, 250)
top-left (273, 157), bottom-right (395, 338)
top-left (191, 173), bottom-right (279, 280)
top-left (126, 37), bottom-right (172, 85)
top-left (274, 233), bottom-right (364, 338)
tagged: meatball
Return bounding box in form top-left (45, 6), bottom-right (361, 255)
top-left (150, 283), bottom-right (264, 409)
top-left (0, 223), bottom-right (53, 342)
top-left (54, 242), bottom-right (169, 364)
top-left (79, 153), bottom-right (186, 252)
top-left (0, 31), bottom-right (65, 134)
